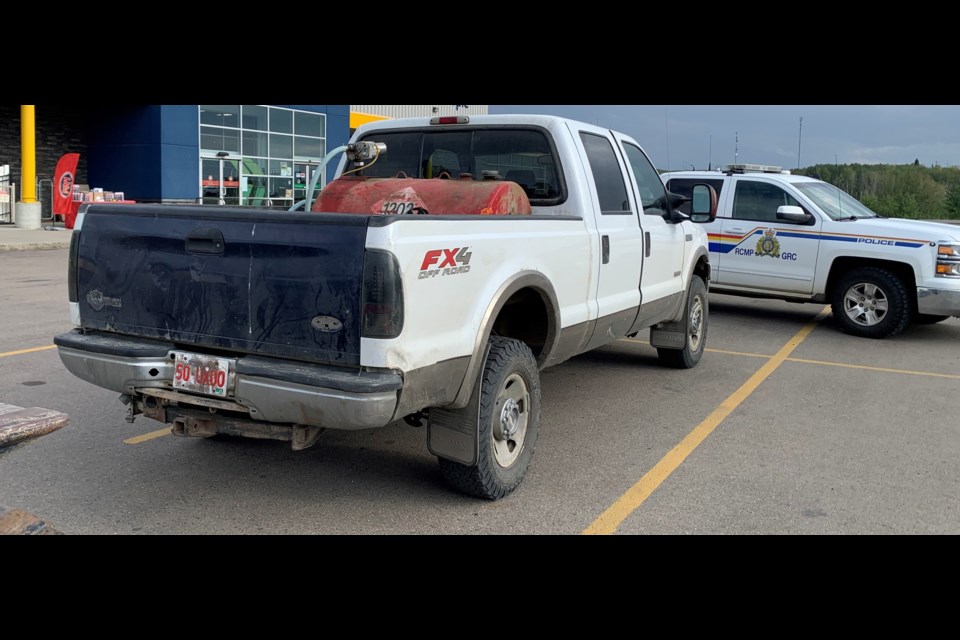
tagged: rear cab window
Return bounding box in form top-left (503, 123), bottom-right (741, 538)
top-left (347, 127), bottom-right (567, 207)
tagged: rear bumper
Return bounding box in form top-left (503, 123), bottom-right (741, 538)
top-left (54, 330), bottom-right (402, 430)
top-left (917, 286), bottom-right (960, 317)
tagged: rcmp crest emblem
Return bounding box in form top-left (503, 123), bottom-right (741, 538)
top-left (756, 228), bottom-right (780, 257)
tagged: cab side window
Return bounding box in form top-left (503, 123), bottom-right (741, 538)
top-left (623, 143), bottom-right (669, 216)
top-left (580, 132), bottom-right (631, 215)
top-left (732, 180), bottom-right (803, 222)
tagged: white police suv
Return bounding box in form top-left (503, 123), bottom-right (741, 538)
top-left (663, 164), bottom-right (960, 338)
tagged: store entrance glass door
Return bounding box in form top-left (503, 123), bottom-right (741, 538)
top-left (201, 156), bottom-right (241, 205)
top-left (294, 163), bottom-right (320, 208)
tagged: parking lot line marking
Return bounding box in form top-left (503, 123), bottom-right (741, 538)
top-left (786, 357), bottom-right (960, 380)
top-left (124, 428), bottom-right (172, 445)
top-left (631, 340), bottom-right (960, 380)
top-left (583, 305), bottom-right (832, 535)
top-left (0, 345), bottom-right (57, 358)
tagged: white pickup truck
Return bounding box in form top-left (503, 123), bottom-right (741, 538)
top-left (662, 164), bottom-right (960, 338)
top-left (54, 114), bottom-right (717, 499)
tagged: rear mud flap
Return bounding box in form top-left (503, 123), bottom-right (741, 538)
top-left (650, 320), bottom-right (687, 349)
top-left (427, 351), bottom-right (485, 466)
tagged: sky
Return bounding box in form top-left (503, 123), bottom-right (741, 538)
top-left (488, 105), bottom-right (960, 171)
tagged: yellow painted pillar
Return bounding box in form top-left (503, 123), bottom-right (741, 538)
top-left (20, 105), bottom-right (37, 204)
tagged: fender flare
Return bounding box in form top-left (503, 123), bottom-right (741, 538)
top-left (449, 271), bottom-right (560, 409)
top-left (665, 245), bottom-right (711, 323)
top-left (690, 245), bottom-right (711, 285)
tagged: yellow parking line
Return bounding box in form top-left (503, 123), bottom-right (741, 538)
top-left (583, 305), bottom-right (832, 535)
top-left (785, 357), bottom-right (960, 380)
top-left (124, 428), bottom-right (172, 445)
top-left (0, 344), bottom-right (57, 358)
top-left (627, 338), bottom-right (959, 379)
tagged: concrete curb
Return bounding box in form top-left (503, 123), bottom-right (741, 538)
top-left (0, 241), bottom-right (72, 252)
top-left (0, 225), bottom-right (74, 252)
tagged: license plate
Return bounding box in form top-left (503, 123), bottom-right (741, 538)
top-left (171, 351), bottom-right (235, 397)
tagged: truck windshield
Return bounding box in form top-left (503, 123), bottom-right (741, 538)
top-left (793, 181), bottom-right (879, 220)
top-left (347, 128), bottom-right (565, 206)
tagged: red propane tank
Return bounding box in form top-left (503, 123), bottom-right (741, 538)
top-left (310, 176), bottom-right (532, 216)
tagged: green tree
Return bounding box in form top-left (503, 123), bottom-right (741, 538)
top-left (946, 184), bottom-right (960, 216)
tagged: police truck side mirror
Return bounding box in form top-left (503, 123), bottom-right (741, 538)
top-left (777, 205), bottom-right (813, 224)
top-left (689, 184), bottom-right (718, 223)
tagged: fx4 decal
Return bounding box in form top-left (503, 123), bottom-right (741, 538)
top-left (419, 247), bottom-right (472, 279)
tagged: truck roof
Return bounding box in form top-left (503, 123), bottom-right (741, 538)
top-left (661, 169), bottom-right (823, 185)
top-left (353, 113), bottom-right (592, 135)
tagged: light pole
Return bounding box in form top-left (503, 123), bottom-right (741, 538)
top-left (797, 116), bottom-right (803, 170)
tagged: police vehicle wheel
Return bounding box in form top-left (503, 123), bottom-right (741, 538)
top-left (831, 267), bottom-right (912, 338)
top-left (438, 336), bottom-right (541, 500)
top-left (658, 275), bottom-right (708, 368)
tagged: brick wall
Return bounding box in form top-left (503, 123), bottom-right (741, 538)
top-left (0, 105), bottom-right (90, 196)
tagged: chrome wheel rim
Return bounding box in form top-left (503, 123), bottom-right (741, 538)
top-left (688, 294), bottom-right (704, 352)
top-left (843, 282), bottom-right (888, 326)
top-left (492, 373), bottom-right (529, 468)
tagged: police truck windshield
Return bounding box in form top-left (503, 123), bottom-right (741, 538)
top-left (793, 181), bottom-right (879, 221)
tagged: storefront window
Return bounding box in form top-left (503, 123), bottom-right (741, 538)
top-left (242, 105), bottom-right (268, 131)
top-left (200, 105), bottom-right (240, 128)
top-left (242, 157), bottom-right (269, 176)
top-left (295, 137), bottom-right (325, 160)
top-left (295, 111), bottom-right (325, 138)
top-left (269, 134), bottom-right (293, 159)
top-left (242, 131), bottom-right (268, 157)
top-left (201, 105), bottom-right (326, 208)
top-left (200, 126), bottom-right (240, 153)
top-left (244, 175), bottom-right (268, 206)
top-left (269, 108), bottom-right (292, 134)
top-left (269, 177), bottom-right (293, 201)
top-left (270, 160), bottom-right (294, 177)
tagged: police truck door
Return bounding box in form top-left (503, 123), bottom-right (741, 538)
top-left (719, 176), bottom-right (821, 293)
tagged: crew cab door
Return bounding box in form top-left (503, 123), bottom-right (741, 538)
top-left (719, 176), bottom-right (822, 293)
top-left (614, 134), bottom-right (686, 306)
top-left (571, 124), bottom-right (643, 344)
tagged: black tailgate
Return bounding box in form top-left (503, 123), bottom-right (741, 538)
top-left (75, 205), bottom-right (369, 367)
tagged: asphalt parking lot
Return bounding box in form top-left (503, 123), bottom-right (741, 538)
top-left (2, 248), bottom-right (958, 534)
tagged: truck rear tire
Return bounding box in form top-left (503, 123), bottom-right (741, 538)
top-left (657, 275), bottom-right (707, 369)
top-left (831, 266), bottom-right (912, 338)
top-left (438, 336), bottom-right (541, 500)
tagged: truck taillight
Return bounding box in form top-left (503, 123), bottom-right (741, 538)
top-left (68, 230), bottom-right (80, 302)
top-left (361, 250), bottom-right (403, 338)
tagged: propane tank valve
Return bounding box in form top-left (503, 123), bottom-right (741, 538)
top-left (346, 141), bottom-right (387, 166)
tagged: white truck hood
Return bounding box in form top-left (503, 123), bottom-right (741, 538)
top-left (849, 217), bottom-right (960, 243)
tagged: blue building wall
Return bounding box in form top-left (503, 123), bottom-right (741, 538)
top-left (87, 105), bottom-right (350, 202)
top-left (87, 106), bottom-right (163, 200)
top-left (160, 106), bottom-right (200, 201)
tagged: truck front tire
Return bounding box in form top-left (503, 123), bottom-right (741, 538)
top-left (438, 336), bottom-right (541, 500)
top-left (831, 266), bottom-right (912, 338)
top-left (657, 275), bottom-right (707, 369)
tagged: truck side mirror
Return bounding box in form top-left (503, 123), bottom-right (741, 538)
top-left (689, 184), bottom-right (718, 223)
top-left (777, 205), bottom-right (813, 224)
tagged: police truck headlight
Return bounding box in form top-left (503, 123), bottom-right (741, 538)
top-left (936, 243), bottom-right (960, 277)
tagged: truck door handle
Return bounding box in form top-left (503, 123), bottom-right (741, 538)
top-left (645, 231), bottom-right (651, 257)
top-left (186, 227), bottom-right (225, 254)
top-left (728, 227), bottom-right (746, 234)
top-left (602, 235), bottom-right (610, 264)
